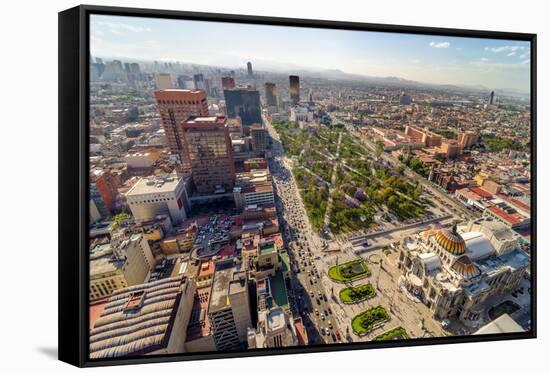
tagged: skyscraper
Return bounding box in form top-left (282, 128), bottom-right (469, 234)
top-left (194, 73), bottom-right (205, 91)
top-left (182, 116), bottom-right (236, 193)
top-left (221, 76), bottom-right (236, 90)
top-left (156, 73), bottom-right (173, 90)
top-left (247, 61), bottom-right (253, 76)
top-left (154, 89), bottom-right (209, 172)
top-left (488, 91), bottom-right (495, 105)
top-left (177, 75), bottom-right (194, 89)
top-left (265, 82), bottom-right (278, 107)
top-left (289, 75), bottom-right (300, 105)
top-left (250, 124), bottom-right (267, 154)
top-left (223, 88), bottom-right (262, 126)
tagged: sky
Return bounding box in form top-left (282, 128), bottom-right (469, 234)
top-left (90, 15), bottom-right (531, 92)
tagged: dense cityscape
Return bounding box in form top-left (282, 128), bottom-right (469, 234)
top-left (87, 25), bottom-right (532, 358)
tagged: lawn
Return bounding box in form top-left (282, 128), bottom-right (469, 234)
top-left (339, 283), bottom-right (376, 303)
top-left (351, 305), bottom-right (389, 335)
top-left (374, 327), bottom-right (409, 341)
top-left (328, 259), bottom-right (370, 283)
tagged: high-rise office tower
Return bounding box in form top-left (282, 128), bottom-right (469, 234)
top-left (124, 62), bottom-right (141, 82)
top-left (223, 88), bottom-right (262, 126)
top-left (250, 124), bottom-right (267, 154)
top-left (182, 116), bottom-right (236, 193)
top-left (209, 266), bottom-right (252, 350)
top-left (204, 78), bottom-right (212, 96)
top-left (265, 82), bottom-right (278, 107)
top-left (289, 75), bottom-right (300, 105)
top-left (488, 91), bottom-right (495, 105)
top-left (193, 73), bottom-right (205, 91)
top-left (156, 73), bottom-right (173, 90)
top-left (247, 62), bottom-right (253, 76)
top-left (222, 76), bottom-right (236, 90)
top-left (177, 75), bottom-right (194, 89)
top-left (154, 89), bottom-right (209, 172)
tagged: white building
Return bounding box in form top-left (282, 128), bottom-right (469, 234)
top-left (290, 106), bottom-right (313, 122)
top-left (126, 174), bottom-right (189, 224)
top-left (398, 218), bottom-right (529, 327)
top-left (124, 150), bottom-right (161, 169)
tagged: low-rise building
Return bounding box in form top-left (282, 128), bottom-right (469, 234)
top-left (89, 275), bottom-right (196, 358)
top-left (89, 233), bottom-right (155, 300)
top-left (398, 218), bottom-right (529, 326)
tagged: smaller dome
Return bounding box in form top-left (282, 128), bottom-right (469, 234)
top-left (435, 226), bottom-right (466, 255)
top-left (451, 255), bottom-right (480, 279)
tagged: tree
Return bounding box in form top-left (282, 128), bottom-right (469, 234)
top-left (375, 141), bottom-right (384, 160)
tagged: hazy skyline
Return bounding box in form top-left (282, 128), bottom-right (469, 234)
top-left (91, 15), bottom-right (531, 92)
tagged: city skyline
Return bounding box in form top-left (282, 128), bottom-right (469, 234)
top-left (87, 12), bottom-right (532, 358)
top-left (91, 15), bottom-right (531, 92)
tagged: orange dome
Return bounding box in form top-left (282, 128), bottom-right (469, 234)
top-left (451, 255), bottom-right (480, 279)
top-left (435, 227), bottom-right (466, 255)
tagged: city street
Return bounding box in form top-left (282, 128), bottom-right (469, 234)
top-left (267, 117), bottom-right (449, 344)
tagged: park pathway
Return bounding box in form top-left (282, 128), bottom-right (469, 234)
top-left (323, 132), bottom-right (343, 229)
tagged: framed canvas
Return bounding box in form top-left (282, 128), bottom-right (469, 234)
top-left (59, 4), bottom-right (536, 367)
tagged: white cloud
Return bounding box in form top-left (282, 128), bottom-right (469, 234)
top-left (507, 52), bottom-right (516, 57)
top-left (520, 59), bottom-right (530, 65)
top-left (429, 41), bottom-right (450, 49)
top-left (519, 53), bottom-right (529, 59)
top-left (485, 45), bottom-right (526, 53)
top-left (97, 21), bottom-right (152, 35)
top-left (480, 57), bottom-right (489, 62)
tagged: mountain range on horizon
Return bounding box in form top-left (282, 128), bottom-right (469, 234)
top-left (94, 55), bottom-right (530, 98)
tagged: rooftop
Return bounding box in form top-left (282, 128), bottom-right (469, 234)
top-left (269, 270), bottom-right (289, 309)
top-left (89, 276), bottom-right (189, 359)
top-left (474, 314), bottom-right (524, 335)
top-left (259, 241), bottom-right (277, 256)
top-left (126, 174), bottom-right (182, 195)
top-left (186, 287), bottom-right (212, 341)
top-left (209, 264), bottom-right (246, 313)
top-left (183, 116), bottom-right (227, 127)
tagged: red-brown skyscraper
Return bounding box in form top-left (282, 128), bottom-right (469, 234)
top-left (154, 89), bottom-right (209, 172)
top-left (182, 116), bottom-right (236, 193)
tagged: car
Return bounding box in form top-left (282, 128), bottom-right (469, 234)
top-left (328, 307), bottom-right (332, 314)
top-left (331, 333), bottom-right (337, 342)
top-left (335, 330), bottom-right (341, 341)
top-left (316, 298), bottom-right (321, 305)
top-left (315, 309), bottom-right (319, 316)
top-left (324, 309), bottom-right (329, 316)
top-left (320, 314), bottom-right (325, 321)
top-left (325, 327), bottom-right (330, 335)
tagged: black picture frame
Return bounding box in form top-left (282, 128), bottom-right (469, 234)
top-left (59, 4), bottom-right (537, 368)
